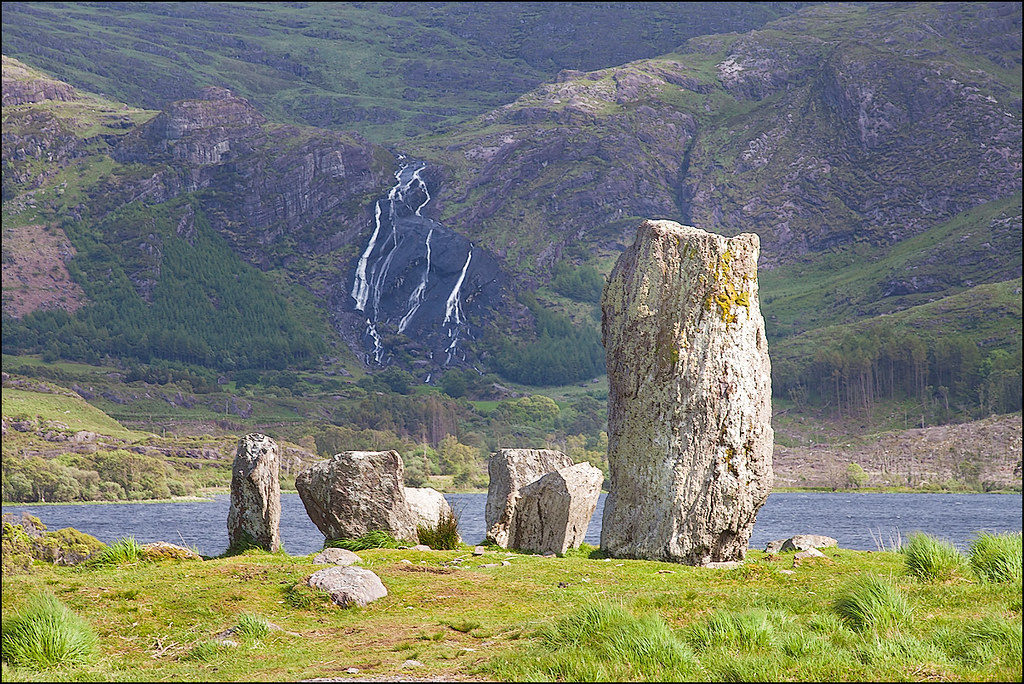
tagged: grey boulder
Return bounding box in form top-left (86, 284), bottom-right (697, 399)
top-left (307, 566), bottom-right (387, 608)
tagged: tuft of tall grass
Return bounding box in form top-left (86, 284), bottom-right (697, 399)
top-left (325, 530), bottom-right (401, 551)
top-left (869, 526), bottom-right (903, 553)
top-left (182, 640), bottom-right (222, 662)
top-left (930, 616), bottom-right (1023, 667)
top-left (853, 632), bottom-right (946, 674)
top-left (686, 608), bottom-right (799, 681)
top-left (968, 531), bottom-right (1022, 583)
top-left (489, 601), bottom-right (698, 681)
top-left (235, 613), bottom-right (271, 640)
top-left (82, 536), bottom-right (145, 567)
top-left (901, 532), bottom-right (969, 582)
top-left (832, 574), bottom-right (913, 633)
top-left (284, 582), bottom-right (334, 612)
top-left (1, 593), bottom-right (98, 670)
top-left (416, 508), bottom-right (462, 550)
top-left (687, 608), bottom-right (781, 652)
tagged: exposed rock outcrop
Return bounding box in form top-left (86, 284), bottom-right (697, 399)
top-left (227, 433), bottom-right (281, 552)
top-left (506, 462), bottom-right (604, 555)
top-left (485, 448), bottom-right (574, 547)
top-left (112, 88), bottom-right (392, 267)
top-left (295, 451), bottom-right (418, 543)
top-left (115, 86), bottom-right (266, 171)
top-left (2, 56), bottom-right (78, 106)
top-left (601, 219), bottom-right (773, 565)
top-left (141, 541), bottom-right (204, 561)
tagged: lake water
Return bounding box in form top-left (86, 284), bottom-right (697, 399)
top-left (3, 492), bottom-right (1020, 557)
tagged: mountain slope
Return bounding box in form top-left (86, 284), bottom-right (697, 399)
top-left (0, 1), bottom-right (814, 142)
top-left (408, 2), bottom-right (1021, 279)
top-left (2, 3), bottom-right (1021, 427)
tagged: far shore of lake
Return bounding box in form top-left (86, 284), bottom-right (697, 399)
top-left (3, 484), bottom-right (1020, 508)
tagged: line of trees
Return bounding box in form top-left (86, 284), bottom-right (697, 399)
top-left (1, 450), bottom-right (208, 504)
top-left (774, 322), bottom-right (1022, 420)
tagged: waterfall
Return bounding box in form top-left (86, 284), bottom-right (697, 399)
top-left (444, 248), bottom-right (473, 327)
top-left (365, 319), bottom-right (384, 365)
top-left (398, 227), bottom-right (433, 334)
top-left (350, 157), bottom-right (480, 370)
top-left (411, 164), bottom-right (430, 216)
top-left (443, 248), bottom-right (473, 364)
top-left (351, 201), bottom-right (382, 312)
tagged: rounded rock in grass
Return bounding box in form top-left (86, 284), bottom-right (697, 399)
top-left (306, 565), bottom-right (387, 608)
top-left (312, 547), bottom-right (363, 565)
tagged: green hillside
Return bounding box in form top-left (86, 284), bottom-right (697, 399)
top-left (0, 2), bottom-right (811, 142)
top-left (1, 386), bottom-right (140, 440)
top-left (771, 278), bottom-right (1023, 421)
top-left (2, 2), bottom-right (1020, 449)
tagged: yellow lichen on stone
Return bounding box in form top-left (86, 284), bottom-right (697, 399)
top-left (703, 248), bottom-right (751, 324)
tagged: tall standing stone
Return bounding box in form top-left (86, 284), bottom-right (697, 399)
top-left (295, 451), bottom-right (418, 543)
top-left (485, 448), bottom-right (574, 547)
top-left (228, 433), bottom-right (281, 552)
top-left (600, 220), bottom-right (773, 565)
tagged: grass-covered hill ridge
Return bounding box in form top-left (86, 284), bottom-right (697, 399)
top-left (0, 2), bottom-right (816, 142)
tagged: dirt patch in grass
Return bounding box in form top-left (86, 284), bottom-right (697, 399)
top-left (394, 565), bottom-right (459, 575)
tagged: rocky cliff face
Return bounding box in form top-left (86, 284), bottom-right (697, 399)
top-left (1, 57), bottom-right (83, 198)
top-left (113, 86), bottom-right (393, 269)
top-left (683, 4), bottom-right (1022, 265)
top-left (1, 55), bottom-right (77, 106)
top-left (418, 69), bottom-right (699, 280)
top-left (414, 2), bottom-right (1021, 279)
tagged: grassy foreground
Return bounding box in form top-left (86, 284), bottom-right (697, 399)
top-left (1, 536), bottom-right (1021, 682)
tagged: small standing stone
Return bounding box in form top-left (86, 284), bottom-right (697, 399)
top-left (227, 433), bottom-right (281, 552)
top-left (485, 448), bottom-right (574, 547)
